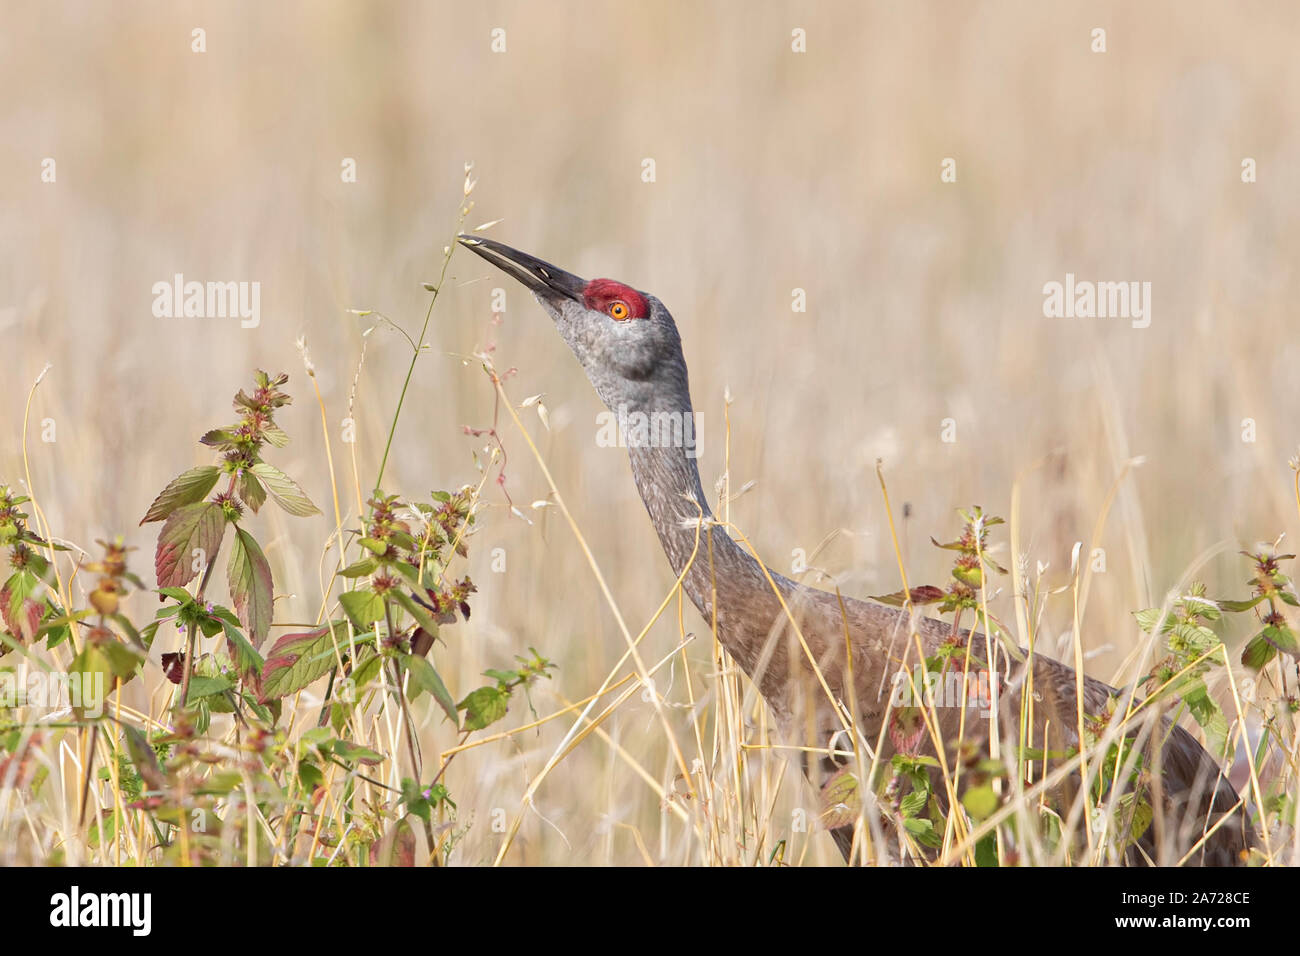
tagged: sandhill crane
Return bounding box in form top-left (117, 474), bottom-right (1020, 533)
top-left (459, 235), bottom-right (1255, 866)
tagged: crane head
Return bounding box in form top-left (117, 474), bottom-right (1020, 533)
top-left (457, 235), bottom-right (690, 414)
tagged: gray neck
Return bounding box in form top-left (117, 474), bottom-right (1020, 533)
top-left (626, 439), bottom-right (785, 647)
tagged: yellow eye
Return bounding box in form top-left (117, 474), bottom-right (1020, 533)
top-left (608, 301), bottom-right (630, 320)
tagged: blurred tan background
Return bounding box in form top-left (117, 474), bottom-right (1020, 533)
top-left (2, 1), bottom-right (1299, 863)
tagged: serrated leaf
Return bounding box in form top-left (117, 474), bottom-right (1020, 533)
top-left (261, 422), bottom-right (290, 448)
top-left (1134, 608), bottom-right (1175, 633)
top-left (1182, 680), bottom-right (1229, 760)
top-left (401, 653), bottom-right (457, 725)
top-left (903, 816), bottom-right (942, 847)
top-left (870, 585), bottom-right (946, 607)
top-left (339, 558), bottom-right (378, 578)
top-left (1262, 624), bottom-right (1299, 657)
top-left (458, 685), bottom-right (509, 732)
top-left (818, 768), bottom-right (862, 830)
top-left (1240, 633), bottom-right (1277, 670)
top-left (228, 527), bottom-right (274, 648)
top-left (259, 621), bottom-right (349, 700)
top-left (888, 706), bottom-right (926, 754)
top-left (140, 466), bottom-right (222, 524)
top-left (339, 589), bottom-right (384, 629)
top-left (0, 572), bottom-right (39, 643)
top-left (199, 428), bottom-right (239, 449)
top-left (238, 471), bottom-right (267, 514)
top-left (249, 462), bottom-right (320, 517)
top-left (899, 789), bottom-right (928, 818)
top-left (216, 615), bottom-right (265, 679)
top-left (154, 501), bottom-right (226, 588)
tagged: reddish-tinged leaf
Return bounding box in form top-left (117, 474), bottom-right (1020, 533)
top-left (15, 598), bottom-right (42, 644)
top-left (261, 422), bottom-right (290, 448)
top-left (870, 585), bottom-right (946, 607)
top-left (237, 471), bottom-right (267, 514)
top-left (154, 502), bottom-right (226, 588)
top-left (140, 466), bottom-right (221, 524)
top-left (228, 527), bottom-right (273, 648)
top-left (199, 428), bottom-right (239, 448)
top-left (369, 817), bottom-right (416, 867)
top-left (888, 706), bottom-right (926, 754)
top-left (1, 574), bottom-right (41, 643)
top-left (0, 582), bottom-right (18, 640)
top-left (249, 462), bottom-right (319, 517)
top-left (1240, 634), bottom-right (1276, 670)
top-left (818, 768), bottom-right (862, 831)
top-left (160, 652), bottom-right (185, 684)
top-left (1261, 624), bottom-right (1299, 657)
top-left (260, 622), bottom-right (348, 700)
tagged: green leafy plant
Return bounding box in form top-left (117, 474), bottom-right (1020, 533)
top-left (141, 370), bottom-right (319, 708)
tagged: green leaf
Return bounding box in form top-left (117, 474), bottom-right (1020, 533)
top-left (401, 777), bottom-right (432, 822)
top-left (339, 589), bottom-right (384, 630)
top-left (187, 675), bottom-right (234, 700)
top-left (140, 466), bottom-right (222, 524)
top-left (458, 685), bottom-right (509, 732)
top-left (351, 651), bottom-right (383, 690)
top-left (818, 768), bottom-right (861, 830)
top-left (903, 816), bottom-right (942, 848)
top-left (154, 501), bottom-right (226, 588)
top-left (1262, 624), bottom-right (1299, 657)
top-left (899, 789), bottom-right (928, 818)
top-left (199, 428), bottom-right (240, 449)
top-left (0, 573), bottom-right (43, 645)
top-left (237, 471), bottom-right (267, 514)
top-left (338, 558), bottom-right (378, 578)
top-left (1216, 596), bottom-right (1267, 613)
top-left (249, 462), bottom-right (319, 517)
top-left (259, 621), bottom-right (349, 700)
top-left (261, 422), bottom-right (290, 448)
top-left (68, 644), bottom-right (115, 714)
top-left (216, 615), bottom-right (265, 679)
top-left (1134, 607), bottom-right (1176, 633)
top-left (962, 784), bottom-right (998, 820)
top-left (1240, 633), bottom-right (1277, 670)
top-left (100, 639), bottom-right (145, 681)
top-left (228, 527), bottom-right (274, 648)
top-left (298, 761), bottom-right (324, 790)
top-left (392, 590), bottom-right (439, 636)
top-left (401, 653), bottom-right (458, 725)
top-left (122, 724), bottom-right (166, 793)
top-left (332, 739), bottom-right (383, 766)
top-left (1182, 681), bottom-right (1229, 760)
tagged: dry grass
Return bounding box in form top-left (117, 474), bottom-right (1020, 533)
top-left (0, 1), bottom-right (1298, 865)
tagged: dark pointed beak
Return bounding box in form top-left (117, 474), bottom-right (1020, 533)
top-left (457, 235), bottom-right (587, 305)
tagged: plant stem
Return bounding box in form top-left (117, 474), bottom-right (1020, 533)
top-left (178, 544), bottom-right (221, 710)
top-left (375, 216), bottom-right (467, 490)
